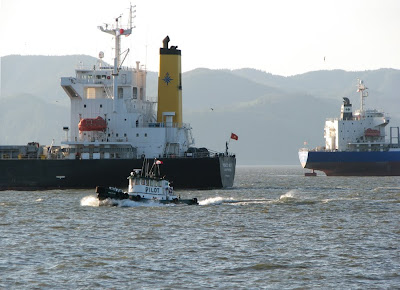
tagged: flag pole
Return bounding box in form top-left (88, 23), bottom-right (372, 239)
top-left (226, 132), bottom-right (232, 155)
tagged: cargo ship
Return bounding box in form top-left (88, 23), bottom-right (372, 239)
top-left (0, 6), bottom-right (236, 190)
top-left (299, 79), bottom-right (400, 176)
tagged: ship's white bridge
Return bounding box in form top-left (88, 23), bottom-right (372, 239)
top-left (319, 80), bottom-right (395, 152)
top-left (57, 7), bottom-right (229, 162)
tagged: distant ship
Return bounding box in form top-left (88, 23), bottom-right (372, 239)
top-left (299, 79), bottom-right (400, 176)
top-left (0, 6), bottom-right (236, 190)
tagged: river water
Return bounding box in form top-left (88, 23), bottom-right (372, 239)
top-left (1, 166), bottom-right (399, 289)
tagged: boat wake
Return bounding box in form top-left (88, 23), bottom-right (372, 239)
top-left (80, 195), bottom-right (100, 207)
top-left (276, 189), bottom-right (320, 205)
top-left (279, 190), bottom-right (298, 201)
top-left (373, 186), bottom-right (400, 193)
top-left (198, 197), bottom-right (235, 205)
top-left (80, 195), bottom-right (169, 207)
top-left (81, 192), bottom-right (322, 208)
top-left (198, 196), bottom-right (274, 206)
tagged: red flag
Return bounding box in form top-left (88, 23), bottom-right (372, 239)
top-left (230, 133), bottom-right (238, 140)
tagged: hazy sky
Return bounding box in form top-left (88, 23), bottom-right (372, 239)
top-left (1, 0), bottom-right (399, 76)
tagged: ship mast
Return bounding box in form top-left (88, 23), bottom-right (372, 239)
top-left (98, 5), bottom-right (136, 111)
top-left (357, 79), bottom-right (368, 115)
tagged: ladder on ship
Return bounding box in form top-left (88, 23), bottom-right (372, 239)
top-left (390, 127), bottom-right (400, 147)
top-left (103, 84), bottom-right (113, 99)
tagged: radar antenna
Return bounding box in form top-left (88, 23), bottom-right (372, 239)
top-left (97, 5), bottom-right (136, 111)
top-left (357, 79), bottom-right (368, 113)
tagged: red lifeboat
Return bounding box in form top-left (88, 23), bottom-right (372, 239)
top-left (78, 116), bottom-right (107, 132)
top-left (364, 128), bottom-right (380, 137)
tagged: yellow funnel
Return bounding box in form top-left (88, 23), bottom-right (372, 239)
top-left (157, 36), bottom-right (182, 125)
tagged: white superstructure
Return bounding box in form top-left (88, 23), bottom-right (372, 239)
top-left (60, 6), bottom-right (194, 160)
top-left (323, 80), bottom-right (391, 152)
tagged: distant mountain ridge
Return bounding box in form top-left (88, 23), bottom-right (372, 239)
top-left (1, 55), bottom-right (399, 165)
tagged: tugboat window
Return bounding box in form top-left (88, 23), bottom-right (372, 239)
top-left (84, 104), bottom-right (86, 108)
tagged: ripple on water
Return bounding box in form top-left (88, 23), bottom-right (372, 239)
top-left (0, 167), bottom-right (399, 289)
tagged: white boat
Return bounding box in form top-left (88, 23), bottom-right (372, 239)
top-left (96, 160), bottom-right (198, 205)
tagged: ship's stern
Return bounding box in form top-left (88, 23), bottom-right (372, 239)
top-left (219, 155), bottom-right (236, 188)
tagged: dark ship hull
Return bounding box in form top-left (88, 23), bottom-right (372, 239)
top-left (299, 150), bottom-right (400, 176)
top-left (0, 155), bottom-right (235, 190)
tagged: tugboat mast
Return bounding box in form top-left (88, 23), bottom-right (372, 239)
top-left (98, 5), bottom-right (136, 111)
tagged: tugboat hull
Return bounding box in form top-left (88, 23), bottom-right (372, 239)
top-left (95, 186), bottom-right (199, 205)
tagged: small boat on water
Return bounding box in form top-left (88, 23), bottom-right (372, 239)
top-left (95, 160), bottom-right (198, 205)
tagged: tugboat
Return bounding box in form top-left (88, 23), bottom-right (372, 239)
top-left (96, 160), bottom-right (198, 205)
top-left (0, 5), bottom-right (236, 190)
top-left (299, 79), bottom-right (400, 176)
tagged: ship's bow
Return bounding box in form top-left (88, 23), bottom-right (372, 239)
top-left (298, 149), bottom-right (309, 168)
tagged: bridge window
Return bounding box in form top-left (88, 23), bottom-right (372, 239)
top-left (140, 88), bottom-right (144, 100)
top-left (132, 87), bottom-right (137, 99)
